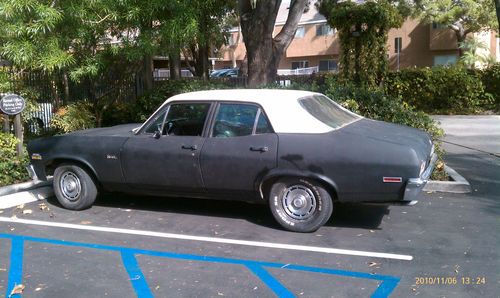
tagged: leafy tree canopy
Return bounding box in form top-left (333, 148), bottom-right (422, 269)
top-left (318, 0), bottom-right (404, 86)
top-left (413, 0), bottom-right (497, 50)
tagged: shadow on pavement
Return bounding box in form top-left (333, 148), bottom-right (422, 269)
top-left (44, 193), bottom-right (390, 231)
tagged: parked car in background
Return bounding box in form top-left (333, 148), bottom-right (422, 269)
top-left (27, 89), bottom-right (436, 232)
top-left (210, 68), bottom-right (239, 78)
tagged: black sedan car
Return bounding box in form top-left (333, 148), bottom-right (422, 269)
top-left (28, 89), bottom-right (436, 232)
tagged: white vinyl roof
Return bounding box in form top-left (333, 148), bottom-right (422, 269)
top-left (143, 89), bottom-right (358, 134)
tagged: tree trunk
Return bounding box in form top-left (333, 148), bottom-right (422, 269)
top-left (169, 51), bottom-right (181, 80)
top-left (451, 22), bottom-right (467, 57)
top-left (239, 0), bottom-right (308, 87)
top-left (2, 115), bottom-right (9, 133)
top-left (199, 42), bottom-right (210, 81)
top-left (62, 71), bottom-right (70, 106)
top-left (495, 0), bottom-right (500, 33)
top-left (229, 27), bottom-right (242, 68)
top-left (142, 55), bottom-right (153, 91)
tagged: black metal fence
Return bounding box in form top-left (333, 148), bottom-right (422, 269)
top-left (5, 70), bottom-right (321, 134)
top-left (6, 70), bottom-right (140, 133)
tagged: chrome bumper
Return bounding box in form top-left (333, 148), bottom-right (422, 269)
top-left (403, 153), bottom-right (438, 202)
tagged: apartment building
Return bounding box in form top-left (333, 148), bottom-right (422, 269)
top-left (215, 2), bottom-right (499, 73)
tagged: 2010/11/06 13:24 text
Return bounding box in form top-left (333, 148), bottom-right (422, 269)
top-left (415, 276), bottom-right (486, 285)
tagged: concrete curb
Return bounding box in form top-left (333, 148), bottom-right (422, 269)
top-left (423, 165), bottom-right (471, 193)
top-left (0, 186), bottom-right (54, 209)
top-left (0, 179), bottom-right (52, 197)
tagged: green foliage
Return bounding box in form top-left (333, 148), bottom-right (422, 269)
top-left (102, 79), bottom-right (230, 125)
top-left (323, 78), bottom-right (443, 140)
top-left (0, 132), bottom-right (29, 187)
top-left (51, 101), bottom-right (96, 133)
top-left (459, 38), bottom-right (490, 68)
top-left (414, 0), bottom-right (498, 38)
top-left (318, 0), bottom-right (404, 86)
top-left (0, 0), bottom-right (75, 71)
top-left (480, 63), bottom-right (500, 111)
top-left (384, 66), bottom-right (492, 114)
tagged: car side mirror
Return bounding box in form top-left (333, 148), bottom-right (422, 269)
top-left (153, 130), bottom-right (161, 139)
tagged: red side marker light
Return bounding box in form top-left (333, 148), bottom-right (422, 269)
top-left (383, 177), bottom-right (402, 183)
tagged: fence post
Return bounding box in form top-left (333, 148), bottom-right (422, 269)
top-left (2, 114), bottom-right (8, 133)
top-left (14, 114), bottom-right (23, 157)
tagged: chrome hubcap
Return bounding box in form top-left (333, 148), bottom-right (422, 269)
top-left (60, 171), bottom-right (81, 201)
top-left (282, 185), bottom-right (317, 220)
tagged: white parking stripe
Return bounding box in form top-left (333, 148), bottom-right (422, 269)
top-left (0, 216), bottom-right (413, 261)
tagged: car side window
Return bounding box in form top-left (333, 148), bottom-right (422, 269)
top-left (144, 110), bottom-right (168, 134)
top-left (213, 103), bottom-right (258, 138)
top-left (255, 111), bottom-right (273, 134)
top-left (163, 103), bottom-right (211, 136)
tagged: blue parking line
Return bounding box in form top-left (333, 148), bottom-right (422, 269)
top-left (6, 237), bottom-right (24, 298)
top-left (246, 264), bottom-right (295, 298)
top-left (1, 233), bottom-right (400, 297)
top-left (120, 250), bottom-right (153, 298)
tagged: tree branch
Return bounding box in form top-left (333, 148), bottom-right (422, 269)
top-left (274, 0), bottom-right (308, 50)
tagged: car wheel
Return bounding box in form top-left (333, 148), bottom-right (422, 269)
top-left (53, 164), bottom-right (98, 210)
top-left (269, 178), bottom-right (333, 233)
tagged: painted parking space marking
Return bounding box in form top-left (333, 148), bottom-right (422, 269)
top-left (1, 233), bottom-right (400, 298)
top-left (0, 216), bottom-right (413, 261)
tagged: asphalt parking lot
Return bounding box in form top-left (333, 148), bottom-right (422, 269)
top-left (0, 116), bottom-right (498, 297)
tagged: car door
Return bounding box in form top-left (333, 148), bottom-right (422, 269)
top-left (200, 102), bottom-right (278, 197)
top-left (121, 102), bottom-right (212, 192)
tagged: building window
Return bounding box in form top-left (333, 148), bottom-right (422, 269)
top-left (318, 60), bottom-right (337, 72)
top-left (394, 37), bottom-right (402, 53)
top-left (316, 24), bottom-right (334, 36)
top-left (295, 26), bottom-right (305, 38)
top-left (291, 61), bottom-right (309, 69)
top-left (433, 55), bottom-right (458, 66)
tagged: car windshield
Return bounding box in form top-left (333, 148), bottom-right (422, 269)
top-left (298, 95), bottom-right (360, 129)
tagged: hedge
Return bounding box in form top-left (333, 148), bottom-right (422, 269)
top-left (479, 64), bottom-right (500, 111)
top-left (0, 132), bottom-right (29, 187)
top-left (384, 66), bottom-right (494, 114)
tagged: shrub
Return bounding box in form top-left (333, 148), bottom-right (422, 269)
top-left (480, 63), bottom-right (500, 111)
top-left (130, 79), bottom-right (230, 123)
top-left (324, 80), bottom-right (443, 140)
top-left (384, 66), bottom-right (492, 114)
top-left (51, 101), bottom-right (96, 133)
top-left (0, 132), bottom-right (29, 186)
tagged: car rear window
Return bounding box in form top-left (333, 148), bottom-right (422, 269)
top-left (298, 95), bottom-right (360, 129)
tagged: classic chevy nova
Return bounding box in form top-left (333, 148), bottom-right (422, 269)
top-left (28, 89), bottom-right (436, 232)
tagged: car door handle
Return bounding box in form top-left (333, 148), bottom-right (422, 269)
top-left (250, 146), bottom-right (269, 152)
top-left (181, 145), bottom-right (198, 151)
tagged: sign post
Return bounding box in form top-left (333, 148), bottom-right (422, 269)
top-left (0, 94), bottom-right (26, 157)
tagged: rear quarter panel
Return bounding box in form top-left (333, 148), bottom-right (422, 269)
top-left (276, 131), bottom-right (419, 202)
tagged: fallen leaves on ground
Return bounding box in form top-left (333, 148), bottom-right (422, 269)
top-left (22, 209), bottom-right (32, 215)
top-left (80, 221), bottom-right (92, 225)
top-left (38, 203), bottom-right (49, 211)
top-left (9, 284), bottom-right (25, 297)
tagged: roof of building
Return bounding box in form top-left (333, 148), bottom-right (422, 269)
top-left (275, 0), bottom-right (326, 26)
top-left (136, 89), bottom-right (361, 134)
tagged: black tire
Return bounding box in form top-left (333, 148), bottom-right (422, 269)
top-left (53, 164), bottom-right (98, 210)
top-left (269, 177), bottom-right (333, 233)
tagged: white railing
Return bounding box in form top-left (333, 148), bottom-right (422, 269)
top-left (277, 66), bottom-right (319, 76)
top-left (153, 69), bottom-right (194, 80)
